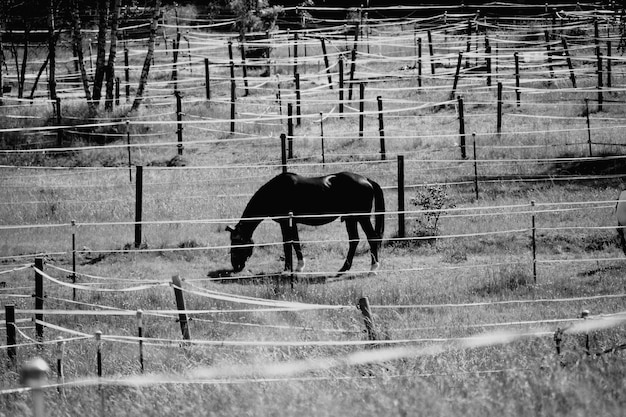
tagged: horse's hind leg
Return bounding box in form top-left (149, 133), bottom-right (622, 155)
top-left (359, 218), bottom-right (381, 273)
top-left (618, 226), bottom-right (626, 256)
top-left (291, 223), bottom-right (305, 272)
top-left (339, 219), bottom-right (359, 274)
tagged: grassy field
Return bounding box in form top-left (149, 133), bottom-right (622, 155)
top-left (2, 9), bottom-right (626, 417)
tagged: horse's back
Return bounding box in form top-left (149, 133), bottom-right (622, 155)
top-left (617, 190), bottom-right (626, 226)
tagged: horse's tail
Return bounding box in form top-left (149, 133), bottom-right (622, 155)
top-left (369, 178), bottom-right (385, 239)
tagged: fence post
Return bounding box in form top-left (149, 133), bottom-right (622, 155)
top-left (497, 82), bottom-right (502, 137)
top-left (230, 63), bottom-right (236, 134)
top-left (339, 55), bottom-right (344, 118)
top-left (514, 52), bottom-right (521, 106)
top-left (134, 165), bottom-right (143, 248)
top-left (204, 58), bottom-right (210, 100)
top-left (531, 200), bottom-right (537, 283)
top-left (295, 73), bottom-right (301, 126)
top-left (55, 97), bottom-right (63, 147)
top-left (95, 330), bottom-right (102, 377)
top-left (581, 309), bottom-right (590, 355)
top-left (607, 40), bottom-right (612, 88)
top-left (320, 37), bottom-right (333, 89)
top-left (544, 30), bottom-right (554, 78)
top-left (561, 37), bottom-right (576, 88)
top-left (585, 98), bottom-right (593, 157)
top-left (450, 52), bottom-right (463, 100)
top-left (397, 155), bottom-right (405, 239)
top-left (126, 120), bottom-right (132, 182)
top-left (554, 327), bottom-right (563, 356)
top-left (287, 103), bottom-right (294, 159)
top-left (457, 96), bottom-right (466, 159)
top-left (115, 77), bottom-right (120, 106)
top-left (358, 297), bottom-right (377, 340)
top-left (56, 336), bottom-right (65, 395)
top-left (473, 132), bottom-right (479, 200)
top-left (171, 275), bottom-right (191, 341)
top-left (427, 30), bottom-right (435, 74)
top-left (20, 358), bottom-right (50, 417)
top-left (124, 47), bottom-right (130, 100)
top-left (359, 82), bottom-right (365, 138)
top-left (71, 220), bottom-right (77, 301)
top-left (320, 112), bottom-right (325, 165)
top-left (348, 47), bottom-right (357, 101)
top-left (377, 96), bottom-right (386, 160)
top-left (34, 257), bottom-right (44, 346)
top-left (175, 91), bottom-right (183, 156)
top-left (486, 45), bottom-right (492, 86)
top-left (280, 133), bottom-right (287, 173)
top-left (137, 310), bottom-right (144, 372)
top-left (5, 304), bottom-right (16, 362)
top-left (417, 37), bottom-right (422, 87)
top-left (293, 32), bottom-right (298, 76)
top-left (596, 52), bottom-right (603, 111)
top-left (240, 40), bottom-right (249, 97)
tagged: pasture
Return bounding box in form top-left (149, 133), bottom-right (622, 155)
top-left (2, 4), bottom-right (626, 416)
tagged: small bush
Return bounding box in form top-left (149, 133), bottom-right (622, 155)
top-left (410, 185), bottom-right (456, 238)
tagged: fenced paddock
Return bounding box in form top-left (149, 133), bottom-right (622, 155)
top-left (2, 3), bottom-right (626, 416)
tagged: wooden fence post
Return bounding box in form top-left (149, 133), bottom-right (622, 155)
top-left (204, 58), bottom-right (210, 100)
top-left (293, 32), bottom-right (298, 76)
top-left (295, 73), bottom-right (301, 126)
top-left (544, 30), bottom-right (554, 78)
top-left (339, 55), bottom-right (344, 118)
top-left (486, 45), bottom-right (492, 86)
top-left (124, 47), bottom-right (130, 100)
top-left (35, 257), bottom-right (44, 346)
top-left (427, 30), bottom-right (435, 74)
top-left (5, 304), bottom-right (16, 362)
top-left (417, 37), bottom-right (422, 87)
top-left (126, 120), bottom-right (132, 182)
top-left (497, 82), bottom-right (502, 137)
top-left (531, 200), bottom-right (537, 283)
top-left (287, 103), bottom-right (294, 159)
top-left (377, 96), bottom-right (386, 160)
top-left (230, 63), bottom-right (236, 134)
top-left (171, 275), bottom-right (191, 341)
top-left (457, 96), bottom-right (466, 159)
top-left (514, 52), bottom-right (521, 106)
top-left (596, 52), bottom-right (603, 111)
top-left (20, 358), bottom-right (49, 417)
top-left (359, 82), bottom-right (365, 138)
top-left (137, 310), bottom-right (144, 372)
top-left (134, 166), bottom-right (143, 248)
top-left (320, 37), bottom-right (333, 89)
top-left (473, 132), bottom-right (479, 200)
top-left (397, 155), bottom-right (405, 238)
top-left (450, 52), bottom-right (463, 100)
top-left (607, 40), bottom-right (612, 88)
top-left (56, 336), bottom-right (65, 395)
top-left (358, 297), bottom-right (377, 340)
top-left (55, 97), bottom-right (63, 147)
top-left (175, 91), bottom-right (183, 156)
top-left (348, 47), bottom-right (357, 101)
top-left (240, 40), bottom-right (249, 97)
top-left (71, 220), bottom-right (77, 301)
top-left (561, 37), bottom-right (576, 88)
top-left (280, 133), bottom-right (287, 173)
top-left (585, 98), bottom-right (593, 157)
top-left (320, 112), bottom-right (325, 165)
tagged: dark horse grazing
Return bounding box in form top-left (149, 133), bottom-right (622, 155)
top-left (226, 171), bottom-right (385, 274)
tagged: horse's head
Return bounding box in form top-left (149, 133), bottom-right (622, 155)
top-left (226, 225), bottom-right (253, 272)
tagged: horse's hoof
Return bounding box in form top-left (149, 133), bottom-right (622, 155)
top-left (369, 262), bottom-right (380, 276)
top-left (295, 259), bottom-right (305, 273)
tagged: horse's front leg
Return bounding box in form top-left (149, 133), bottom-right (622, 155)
top-left (338, 219), bottom-right (359, 274)
top-left (279, 221), bottom-right (294, 272)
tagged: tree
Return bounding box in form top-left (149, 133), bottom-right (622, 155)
top-left (104, 0), bottom-right (120, 110)
top-left (70, 0), bottom-right (94, 112)
top-left (131, 0), bottom-right (160, 112)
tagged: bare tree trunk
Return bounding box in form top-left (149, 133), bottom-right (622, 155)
top-left (70, 0), bottom-right (94, 112)
top-left (47, 0), bottom-right (57, 99)
top-left (14, 29), bottom-right (30, 99)
top-left (28, 53), bottom-right (49, 100)
top-left (105, 0), bottom-right (120, 111)
top-left (92, 0), bottom-right (109, 104)
top-left (0, 17), bottom-right (4, 105)
top-left (131, 0), bottom-right (160, 112)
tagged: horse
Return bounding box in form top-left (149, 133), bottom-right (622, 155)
top-left (226, 171), bottom-right (385, 275)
